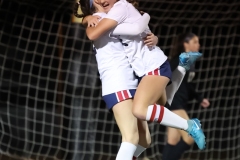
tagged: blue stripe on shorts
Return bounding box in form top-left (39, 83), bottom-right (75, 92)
top-left (103, 89), bottom-right (136, 110)
top-left (137, 60), bottom-right (172, 85)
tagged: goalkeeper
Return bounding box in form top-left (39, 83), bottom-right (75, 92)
top-left (162, 33), bottom-right (210, 160)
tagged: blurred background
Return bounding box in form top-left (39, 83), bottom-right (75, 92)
top-left (0, 0), bottom-right (239, 159)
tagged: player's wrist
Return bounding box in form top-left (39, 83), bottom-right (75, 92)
top-left (82, 15), bottom-right (91, 26)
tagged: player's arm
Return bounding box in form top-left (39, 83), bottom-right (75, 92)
top-left (86, 2), bottom-right (128, 40)
top-left (82, 2), bottom-right (104, 27)
top-left (82, 15), bottom-right (101, 27)
top-left (86, 19), bottom-right (118, 40)
top-left (188, 82), bottom-right (210, 107)
top-left (111, 13), bottom-right (150, 36)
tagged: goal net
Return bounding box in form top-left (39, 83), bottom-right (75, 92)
top-left (0, 0), bottom-right (239, 160)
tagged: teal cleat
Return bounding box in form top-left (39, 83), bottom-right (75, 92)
top-left (179, 52), bottom-right (202, 71)
top-left (186, 118), bottom-right (206, 150)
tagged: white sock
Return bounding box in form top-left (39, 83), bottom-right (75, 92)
top-left (161, 107), bottom-right (189, 130)
top-left (166, 66), bottom-right (186, 105)
top-left (133, 145), bottom-right (146, 158)
top-left (116, 142), bottom-right (137, 160)
top-left (146, 104), bottom-right (188, 130)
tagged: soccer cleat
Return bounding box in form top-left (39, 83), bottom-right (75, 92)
top-left (179, 52), bottom-right (202, 71)
top-left (186, 118), bottom-right (206, 150)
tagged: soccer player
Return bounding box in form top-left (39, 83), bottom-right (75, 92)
top-left (74, 2), bottom-right (153, 159)
top-left (162, 33), bottom-right (210, 160)
top-left (75, 0), bottom-right (206, 159)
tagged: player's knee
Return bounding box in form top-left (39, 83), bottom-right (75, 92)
top-left (132, 101), bottom-right (148, 120)
top-left (167, 135), bottom-right (181, 145)
top-left (132, 106), bottom-right (145, 120)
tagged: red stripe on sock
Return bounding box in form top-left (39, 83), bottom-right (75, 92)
top-left (150, 104), bottom-right (157, 122)
top-left (154, 68), bottom-right (159, 75)
top-left (157, 105), bottom-right (165, 123)
top-left (123, 90), bottom-right (129, 99)
top-left (117, 91), bottom-right (124, 102)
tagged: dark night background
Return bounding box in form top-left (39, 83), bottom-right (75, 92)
top-left (0, 0), bottom-right (239, 159)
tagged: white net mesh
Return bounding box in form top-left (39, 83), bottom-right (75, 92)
top-left (0, 0), bottom-right (239, 160)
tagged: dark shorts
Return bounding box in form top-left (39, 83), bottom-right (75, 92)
top-left (102, 89), bottom-right (136, 110)
top-left (169, 96), bottom-right (188, 111)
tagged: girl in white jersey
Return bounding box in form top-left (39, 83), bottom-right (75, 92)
top-left (74, 1), bottom-right (156, 159)
top-left (76, 0), bottom-right (206, 159)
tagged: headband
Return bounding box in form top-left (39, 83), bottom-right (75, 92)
top-left (89, 0), bottom-right (93, 7)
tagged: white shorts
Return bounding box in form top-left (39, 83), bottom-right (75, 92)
top-left (126, 45), bottom-right (168, 77)
top-left (96, 52), bottom-right (138, 108)
top-left (141, 46), bottom-right (168, 76)
top-left (96, 52), bottom-right (138, 109)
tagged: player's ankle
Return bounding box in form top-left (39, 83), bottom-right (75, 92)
top-left (186, 120), bottom-right (193, 132)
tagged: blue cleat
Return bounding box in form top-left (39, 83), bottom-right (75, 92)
top-left (179, 52), bottom-right (202, 71)
top-left (186, 118), bottom-right (206, 150)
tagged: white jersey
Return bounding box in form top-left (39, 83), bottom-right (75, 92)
top-left (106, 0), bottom-right (168, 77)
top-left (93, 12), bottom-right (138, 96)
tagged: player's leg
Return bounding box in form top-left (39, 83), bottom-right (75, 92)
top-left (162, 109), bottom-right (193, 160)
top-left (112, 99), bottom-right (139, 160)
top-left (112, 97), bottom-right (152, 160)
top-left (156, 89), bottom-right (167, 106)
top-left (175, 109), bottom-right (194, 145)
top-left (132, 60), bottom-right (189, 129)
top-left (167, 126), bottom-right (181, 145)
top-left (132, 61), bottom-right (205, 150)
top-left (162, 127), bottom-right (181, 160)
top-left (113, 99), bottom-right (139, 144)
top-left (132, 75), bottom-right (189, 130)
top-left (133, 120), bottom-right (151, 159)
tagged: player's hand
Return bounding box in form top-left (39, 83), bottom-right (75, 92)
top-left (201, 98), bottom-right (210, 108)
top-left (144, 33), bottom-right (158, 47)
top-left (85, 15), bottom-right (101, 27)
